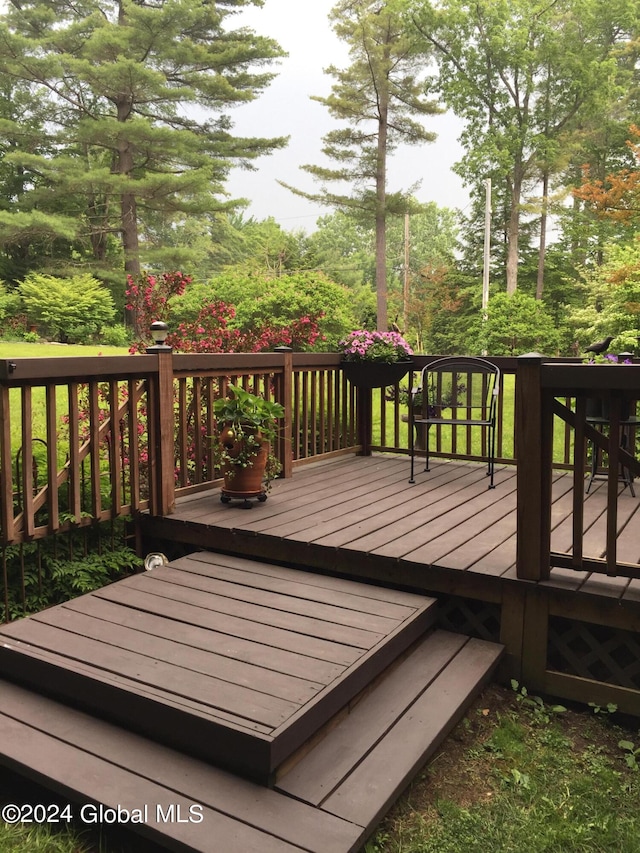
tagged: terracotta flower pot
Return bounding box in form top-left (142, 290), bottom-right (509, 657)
top-left (218, 425), bottom-right (270, 504)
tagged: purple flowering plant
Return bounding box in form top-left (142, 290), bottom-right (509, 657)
top-left (338, 329), bottom-right (413, 363)
top-left (585, 353), bottom-right (633, 365)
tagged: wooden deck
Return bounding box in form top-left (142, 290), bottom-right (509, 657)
top-left (0, 550), bottom-right (503, 852)
top-left (141, 454), bottom-right (640, 601)
top-left (0, 553), bottom-right (437, 782)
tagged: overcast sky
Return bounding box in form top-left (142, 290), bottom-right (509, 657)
top-left (225, 0), bottom-right (471, 232)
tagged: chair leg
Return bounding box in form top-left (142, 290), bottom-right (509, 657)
top-left (425, 425), bottom-right (430, 472)
top-left (409, 412), bottom-right (415, 484)
top-left (487, 424), bottom-right (496, 489)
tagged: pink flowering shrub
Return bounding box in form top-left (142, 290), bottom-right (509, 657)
top-left (338, 330), bottom-right (413, 363)
top-left (126, 271), bottom-right (324, 354)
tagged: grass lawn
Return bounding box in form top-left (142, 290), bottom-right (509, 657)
top-left (368, 684), bottom-right (640, 853)
top-left (0, 341), bottom-right (131, 460)
top-left (1, 684), bottom-right (638, 852)
top-left (0, 342), bottom-right (130, 359)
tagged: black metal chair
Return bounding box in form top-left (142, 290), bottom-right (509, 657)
top-left (409, 356), bottom-right (500, 488)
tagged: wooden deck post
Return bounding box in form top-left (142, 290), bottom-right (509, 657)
top-left (274, 347), bottom-right (293, 478)
top-left (516, 354), bottom-right (553, 580)
top-left (146, 345), bottom-right (176, 517)
top-left (0, 385), bottom-right (14, 545)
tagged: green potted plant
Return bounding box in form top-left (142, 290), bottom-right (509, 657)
top-left (212, 384), bottom-right (285, 506)
top-left (338, 329), bottom-right (413, 389)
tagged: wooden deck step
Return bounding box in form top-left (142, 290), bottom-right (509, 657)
top-left (0, 552), bottom-right (438, 783)
top-left (276, 630), bottom-right (504, 834)
top-left (0, 679), bottom-right (361, 853)
top-left (0, 629), bottom-right (503, 853)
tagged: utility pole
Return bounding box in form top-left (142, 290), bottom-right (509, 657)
top-left (403, 212), bottom-right (410, 333)
top-left (482, 178), bottom-right (491, 355)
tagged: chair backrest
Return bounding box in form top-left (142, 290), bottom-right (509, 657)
top-left (416, 356), bottom-right (500, 422)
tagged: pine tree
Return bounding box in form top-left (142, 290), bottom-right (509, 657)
top-left (281, 0), bottom-right (440, 331)
top-left (0, 0), bottom-right (286, 325)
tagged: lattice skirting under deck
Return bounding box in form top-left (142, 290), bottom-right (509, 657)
top-left (548, 616), bottom-right (640, 691)
top-left (438, 596), bottom-right (502, 644)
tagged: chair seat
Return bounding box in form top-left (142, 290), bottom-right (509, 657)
top-left (413, 417), bottom-right (493, 427)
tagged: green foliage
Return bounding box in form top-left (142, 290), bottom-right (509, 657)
top-left (282, 0), bottom-right (441, 329)
top-left (213, 384), bottom-right (285, 441)
top-left (0, 819), bottom-right (91, 853)
top-left (567, 241), bottom-right (640, 353)
top-left (0, 282), bottom-right (21, 323)
top-left (410, 0), bottom-right (637, 295)
top-left (510, 680), bottom-right (567, 723)
top-left (0, 0), bottom-right (286, 282)
top-left (19, 273), bottom-right (115, 343)
top-left (1, 525), bottom-right (140, 622)
top-left (212, 384), bottom-right (285, 487)
top-left (371, 684), bottom-right (640, 853)
top-left (173, 269), bottom-right (359, 349)
top-left (589, 701), bottom-right (618, 716)
top-left (474, 291), bottom-right (560, 356)
top-left (100, 323), bottom-right (130, 348)
top-left (618, 738), bottom-right (640, 771)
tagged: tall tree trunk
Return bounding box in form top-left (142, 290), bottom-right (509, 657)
top-left (536, 169), bottom-right (549, 300)
top-left (505, 165), bottom-right (523, 295)
top-left (117, 0), bottom-right (140, 331)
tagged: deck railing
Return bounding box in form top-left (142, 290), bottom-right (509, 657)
top-left (0, 351), bottom-right (358, 546)
top-left (516, 355), bottom-right (640, 581)
top-left (0, 349), bottom-right (637, 583)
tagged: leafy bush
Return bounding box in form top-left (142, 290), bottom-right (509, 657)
top-left (473, 291), bottom-right (561, 356)
top-left (171, 270), bottom-right (359, 349)
top-left (0, 283), bottom-right (22, 325)
top-left (19, 273), bottom-right (115, 343)
top-left (101, 324), bottom-right (130, 347)
top-left (1, 523), bottom-right (140, 622)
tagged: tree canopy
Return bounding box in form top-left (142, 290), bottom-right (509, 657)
top-left (410, 0), bottom-right (638, 295)
top-left (0, 0), bottom-right (286, 316)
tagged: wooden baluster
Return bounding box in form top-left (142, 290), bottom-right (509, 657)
top-left (0, 385), bottom-right (14, 544)
top-left (572, 396), bottom-right (586, 570)
top-left (21, 387), bottom-right (34, 539)
top-left (606, 397), bottom-right (620, 576)
top-left (46, 384), bottom-right (59, 534)
top-left (274, 347), bottom-right (293, 478)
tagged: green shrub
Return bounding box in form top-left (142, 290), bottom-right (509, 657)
top-left (18, 273), bottom-right (115, 344)
top-left (1, 523), bottom-right (140, 622)
top-left (101, 324), bottom-right (130, 348)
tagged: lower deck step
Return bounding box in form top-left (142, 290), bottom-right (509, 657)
top-left (0, 629), bottom-right (503, 853)
top-left (276, 630), bottom-right (504, 831)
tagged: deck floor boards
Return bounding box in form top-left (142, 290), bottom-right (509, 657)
top-left (0, 680), bottom-right (363, 853)
top-left (156, 456), bottom-right (640, 602)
